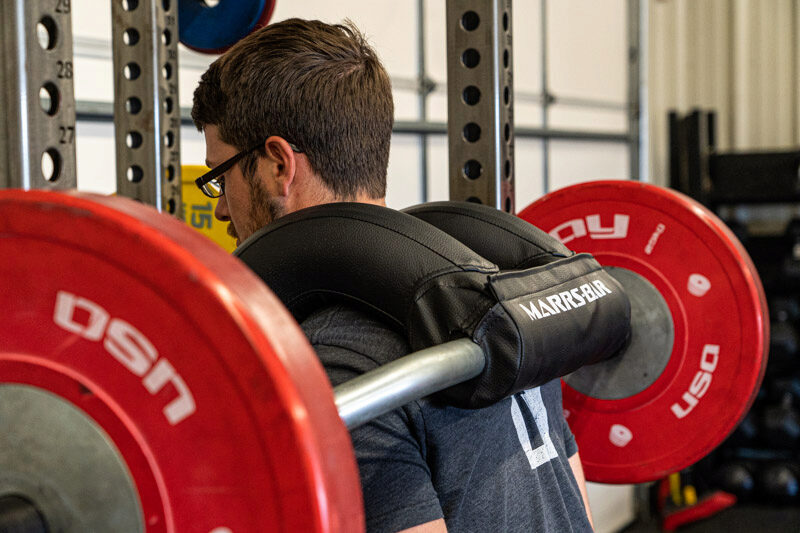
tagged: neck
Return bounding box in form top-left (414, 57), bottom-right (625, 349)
top-left (287, 157), bottom-right (386, 210)
top-left (351, 195), bottom-right (386, 207)
top-left (287, 181), bottom-right (386, 214)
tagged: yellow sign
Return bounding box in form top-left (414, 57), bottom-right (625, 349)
top-left (181, 165), bottom-right (237, 253)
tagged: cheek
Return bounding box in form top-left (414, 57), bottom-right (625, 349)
top-left (230, 182), bottom-right (255, 224)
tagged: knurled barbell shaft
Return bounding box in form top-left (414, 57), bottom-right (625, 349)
top-left (334, 338), bottom-right (485, 429)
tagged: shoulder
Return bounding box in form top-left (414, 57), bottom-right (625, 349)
top-left (536, 376), bottom-right (564, 405)
top-left (300, 304), bottom-right (411, 386)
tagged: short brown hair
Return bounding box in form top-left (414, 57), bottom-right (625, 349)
top-left (191, 18), bottom-right (394, 199)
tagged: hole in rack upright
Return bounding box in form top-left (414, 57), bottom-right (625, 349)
top-left (123, 28), bottom-right (140, 46)
top-left (463, 160), bottom-right (482, 180)
top-left (463, 123), bottom-right (481, 143)
top-left (126, 97), bottom-right (142, 114)
top-left (127, 165), bottom-right (144, 183)
top-left (463, 86), bottom-right (481, 106)
top-left (461, 49), bottom-right (480, 68)
top-left (36, 17), bottom-right (58, 50)
top-left (39, 83), bottom-right (59, 116)
top-left (126, 131), bottom-right (143, 149)
top-left (41, 149), bottom-right (62, 182)
top-left (124, 62), bottom-right (141, 80)
top-left (461, 11), bottom-right (480, 31)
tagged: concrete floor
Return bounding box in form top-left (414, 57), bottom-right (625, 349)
top-left (621, 504), bottom-right (800, 533)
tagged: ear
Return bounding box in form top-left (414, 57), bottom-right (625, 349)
top-left (263, 136), bottom-right (297, 197)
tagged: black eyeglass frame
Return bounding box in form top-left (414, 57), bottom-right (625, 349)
top-left (195, 138), bottom-right (301, 198)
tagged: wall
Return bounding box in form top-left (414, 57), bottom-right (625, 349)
top-left (68, 2), bottom-right (635, 532)
top-left (648, 0), bottom-right (800, 186)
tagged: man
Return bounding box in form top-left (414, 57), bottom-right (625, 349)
top-left (192, 18), bottom-right (594, 533)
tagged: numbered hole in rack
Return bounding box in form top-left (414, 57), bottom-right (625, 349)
top-left (463, 123), bottom-right (481, 143)
top-left (126, 131), bottom-right (143, 149)
top-left (503, 12), bottom-right (509, 31)
top-left (461, 49), bottom-right (480, 68)
top-left (162, 29), bottom-right (171, 46)
top-left (466, 196), bottom-right (482, 204)
top-left (504, 49), bottom-right (509, 69)
top-left (463, 160), bottom-right (483, 180)
top-left (461, 11), bottom-right (479, 31)
top-left (122, 0), bottom-right (139, 11)
top-left (164, 131), bottom-right (175, 148)
top-left (167, 198), bottom-right (176, 214)
top-left (126, 165), bottom-right (144, 183)
top-left (126, 97), bottom-right (142, 115)
top-left (162, 63), bottom-right (173, 80)
top-left (123, 28), bottom-right (140, 46)
top-left (166, 164), bottom-right (176, 181)
top-left (123, 62), bottom-right (141, 80)
top-left (462, 86), bottom-right (481, 106)
top-left (162, 0), bottom-right (171, 10)
top-left (36, 17), bottom-right (58, 50)
top-left (504, 122), bottom-right (511, 143)
top-left (163, 97), bottom-right (174, 114)
top-left (39, 83), bottom-right (59, 116)
top-left (505, 159), bottom-right (512, 180)
top-left (503, 86), bottom-right (510, 106)
top-left (41, 149), bottom-right (62, 182)
top-left (505, 197), bottom-right (512, 213)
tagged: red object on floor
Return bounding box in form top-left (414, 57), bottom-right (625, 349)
top-left (662, 491), bottom-right (737, 531)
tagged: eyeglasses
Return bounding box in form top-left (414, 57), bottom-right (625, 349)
top-left (195, 138), bottom-right (301, 198)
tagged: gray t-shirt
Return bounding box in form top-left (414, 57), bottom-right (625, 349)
top-left (302, 304), bottom-right (592, 533)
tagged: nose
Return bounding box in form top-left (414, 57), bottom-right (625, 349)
top-left (215, 194), bottom-right (230, 221)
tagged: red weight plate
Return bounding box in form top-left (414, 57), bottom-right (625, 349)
top-left (519, 181), bottom-right (769, 484)
top-left (0, 190), bottom-right (363, 532)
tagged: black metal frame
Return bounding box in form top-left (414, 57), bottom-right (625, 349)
top-left (669, 109), bottom-right (800, 205)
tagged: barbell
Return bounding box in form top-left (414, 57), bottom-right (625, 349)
top-left (0, 181), bottom-right (768, 531)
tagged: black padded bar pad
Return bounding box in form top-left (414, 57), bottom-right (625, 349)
top-left (237, 201), bottom-right (631, 410)
top-left (473, 255), bottom-right (630, 406)
top-left (404, 201), bottom-right (572, 269)
top-left (404, 201), bottom-right (632, 407)
top-left (234, 202), bottom-right (498, 333)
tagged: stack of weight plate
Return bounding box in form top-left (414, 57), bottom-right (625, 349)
top-left (699, 213), bottom-right (800, 506)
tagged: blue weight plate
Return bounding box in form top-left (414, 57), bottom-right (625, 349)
top-left (179, 0), bottom-right (276, 54)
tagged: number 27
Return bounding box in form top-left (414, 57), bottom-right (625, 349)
top-left (60, 126), bottom-right (75, 144)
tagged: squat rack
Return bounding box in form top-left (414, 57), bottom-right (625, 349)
top-left (0, 0), bottom-right (643, 211)
top-left (0, 0), bottom-right (180, 216)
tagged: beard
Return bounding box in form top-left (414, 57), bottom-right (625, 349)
top-left (229, 176), bottom-right (285, 245)
top-left (227, 222), bottom-right (238, 240)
